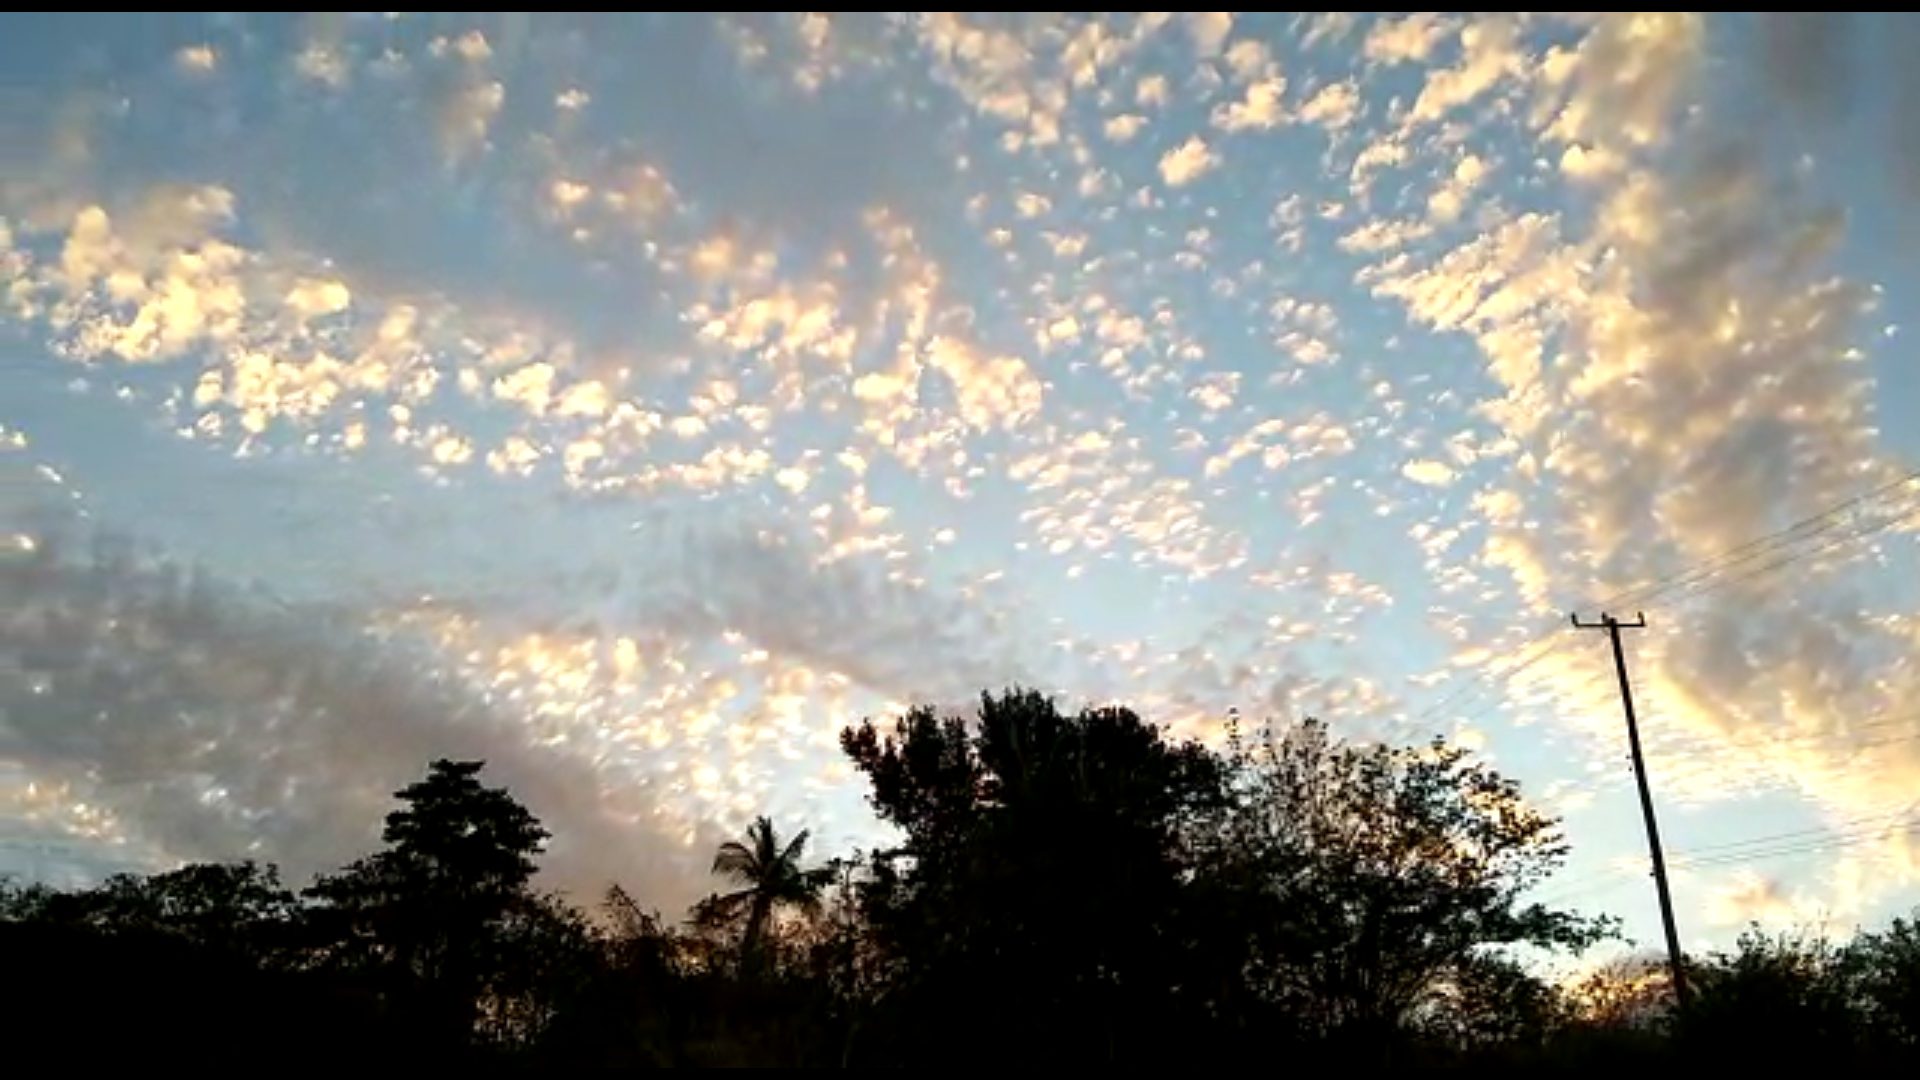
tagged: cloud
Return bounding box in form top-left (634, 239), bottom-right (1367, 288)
top-left (913, 13), bottom-right (1053, 141)
top-left (1538, 14), bottom-right (1702, 156)
top-left (1223, 39), bottom-right (1271, 83)
top-left (1205, 417), bottom-right (1288, 479)
top-left (1103, 114), bottom-right (1148, 143)
top-left (1338, 216), bottom-right (1433, 254)
top-left (1357, 13), bottom-right (1920, 919)
top-left (7, 10), bottom-right (1916, 939)
top-left (1559, 143), bottom-right (1625, 183)
top-left (1136, 73), bottom-right (1169, 108)
top-left (440, 79), bottom-right (506, 162)
top-left (924, 334), bottom-right (1042, 430)
top-left (1268, 295), bottom-right (1341, 368)
top-left (1363, 13), bottom-right (1452, 65)
top-left (1186, 12), bottom-right (1234, 59)
top-left (1297, 81), bottom-right (1360, 131)
top-left (1426, 153), bottom-right (1488, 224)
top-left (1188, 371), bottom-right (1240, 413)
top-left (284, 277), bottom-right (351, 319)
top-left (175, 44), bottom-right (218, 74)
top-left (293, 43), bottom-right (349, 89)
top-left (0, 530), bottom-right (710, 904)
top-left (1704, 873), bottom-right (1807, 927)
top-left (48, 194), bottom-right (250, 362)
top-left (1401, 459), bottom-right (1457, 487)
top-left (1014, 192), bottom-right (1052, 219)
top-left (549, 179), bottom-right (592, 213)
top-left (1406, 16), bottom-right (1524, 127)
top-left (1158, 136), bottom-right (1219, 186)
top-left (4, 178), bottom-right (643, 469)
top-left (448, 30), bottom-right (493, 62)
top-left (1211, 78), bottom-right (1287, 132)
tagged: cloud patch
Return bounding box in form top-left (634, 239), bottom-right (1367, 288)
top-left (1159, 136), bottom-right (1219, 186)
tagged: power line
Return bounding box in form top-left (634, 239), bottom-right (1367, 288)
top-left (1647, 495), bottom-right (1920, 610)
top-left (1537, 805), bottom-right (1920, 910)
top-left (1705, 707), bottom-right (1920, 752)
top-left (1408, 472), bottom-right (1919, 734)
top-left (1531, 868), bottom-right (1644, 910)
top-left (1668, 803), bottom-right (1920, 860)
top-left (1403, 625), bottom-right (1573, 731)
top-left (1599, 470), bottom-right (1920, 611)
top-left (1670, 821), bottom-right (1920, 872)
top-left (1667, 792), bottom-right (1920, 872)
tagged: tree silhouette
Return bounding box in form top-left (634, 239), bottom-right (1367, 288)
top-left (7, 699), bottom-right (1919, 1068)
top-left (0, 859), bottom-right (295, 960)
top-left (839, 688), bottom-right (1226, 1065)
top-left (304, 759), bottom-right (550, 1050)
top-left (1844, 913), bottom-right (1920, 1054)
top-left (1215, 718), bottom-right (1610, 1051)
top-left (700, 815), bottom-right (831, 972)
top-left (1683, 928), bottom-right (1859, 1065)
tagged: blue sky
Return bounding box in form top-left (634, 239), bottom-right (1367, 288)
top-left (3, 13), bottom-right (1919, 965)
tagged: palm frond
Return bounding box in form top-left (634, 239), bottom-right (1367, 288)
top-left (711, 840), bottom-right (759, 881)
top-left (690, 889), bottom-right (752, 928)
top-left (749, 816), bottom-right (779, 864)
top-left (778, 827), bottom-right (812, 867)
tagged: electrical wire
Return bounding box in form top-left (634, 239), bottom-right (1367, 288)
top-left (1405, 472), bottom-right (1919, 733)
top-left (1597, 470), bottom-right (1920, 611)
top-left (1670, 822), bottom-right (1920, 871)
top-left (1647, 495), bottom-right (1920, 610)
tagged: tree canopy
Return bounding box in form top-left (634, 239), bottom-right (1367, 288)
top-left (4, 691), bottom-right (1915, 1069)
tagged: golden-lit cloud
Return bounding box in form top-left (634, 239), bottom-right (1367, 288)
top-left (1401, 459), bottom-right (1457, 488)
top-left (175, 44), bottom-right (218, 74)
top-left (1159, 136), bottom-right (1219, 186)
top-left (1363, 13), bottom-right (1452, 65)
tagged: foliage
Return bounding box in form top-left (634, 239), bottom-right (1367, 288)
top-left (1, 859), bottom-right (295, 959)
top-left (301, 758), bottom-right (553, 1050)
top-left (697, 815), bottom-right (833, 972)
top-left (1842, 914), bottom-right (1920, 1052)
top-left (4, 694), bottom-right (1916, 1068)
top-left (1683, 928), bottom-right (1857, 1061)
top-left (840, 689), bottom-right (1226, 1064)
top-left (1215, 718), bottom-right (1613, 1047)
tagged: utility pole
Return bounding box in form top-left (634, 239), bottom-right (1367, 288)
top-left (1571, 611), bottom-right (1690, 1010)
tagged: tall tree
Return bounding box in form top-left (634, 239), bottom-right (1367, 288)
top-left (701, 816), bottom-right (830, 971)
top-left (304, 759), bottom-right (550, 1049)
top-left (839, 689), bottom-right (1227, 1065)
top-left (1215, 719), bottom-right (1610, 1048)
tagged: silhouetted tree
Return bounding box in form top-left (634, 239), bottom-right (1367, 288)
top-left (0, 859), bottom-right (294, 960)
top-left (1683, 927), bottom-right (1858, 1064)
top-left (1843, 913), bottom-right (1920, 1054)
top-left (1213, 718), bottom-right (1611, 1054)
top-left (698, 815), bottom-right (832, 974)
top-left (1415, 952), bottom-right (1564, 1055)
top-left (8, 709), bottom-right (1916, 1070)
top-left (839, 688), bottom-right (1226, 1065)
top-left (0, 862), bottom-right (396, 1064)
top-left (303, 759), bottom-right (551, 1051)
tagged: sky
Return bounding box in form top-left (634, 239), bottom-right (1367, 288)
top-left (3, 12), bottom-right (1919, 963)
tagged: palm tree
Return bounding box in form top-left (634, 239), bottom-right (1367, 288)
top-left (706, 816), bottom-right (831, 970)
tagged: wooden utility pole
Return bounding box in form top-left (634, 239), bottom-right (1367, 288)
top-left (1571, 611), bottom-right (1690, 1009)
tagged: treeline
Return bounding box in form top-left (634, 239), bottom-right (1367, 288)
top-left (3, 690), bottom-right (1916, 1067)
